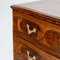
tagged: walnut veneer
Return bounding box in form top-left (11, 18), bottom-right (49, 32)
top-left (11, 0), bottom-right (60, 60)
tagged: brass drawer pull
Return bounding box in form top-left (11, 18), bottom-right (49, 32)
top-left (26, 24), bottom-right (37, 35)
top-left (17, 18), bottom-right (44, 41)
top-left (27, 51), bottom-right (36, 60)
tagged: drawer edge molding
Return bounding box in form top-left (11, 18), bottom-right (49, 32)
top-left (11, 5), bottom-right (60, 26)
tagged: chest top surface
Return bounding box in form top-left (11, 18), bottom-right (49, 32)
top-left (12, 0), bottom-right (60, 18)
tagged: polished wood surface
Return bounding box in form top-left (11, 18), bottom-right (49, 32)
top-left (11, 1), bottom-right (60, 60)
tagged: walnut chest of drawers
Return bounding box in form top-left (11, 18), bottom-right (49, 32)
top-left (11, 0), bottom-right (60, 60)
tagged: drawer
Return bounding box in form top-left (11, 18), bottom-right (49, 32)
top-left (13, 15), bottom-right (44, 40)
top-left (13, 13), bottom-right (60, 49)
top-left (14, 41), bottom-right (43, 60)
top-left (13, 34), bottom-right (60, 60)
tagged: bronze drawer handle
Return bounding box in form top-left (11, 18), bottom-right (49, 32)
top-left (27, 51), bottom-right (36, 60)
top-left (26, 24), bottom-right (37, 35)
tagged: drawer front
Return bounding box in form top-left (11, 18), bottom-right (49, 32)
top-left (17, 17), bottom-right (44, 40)
top-left (14, 41), bottom-right (43, 60)
top-left (14, 36), bottom-right (60, 60)
top-left (13, 12), bottom-right (60, 49)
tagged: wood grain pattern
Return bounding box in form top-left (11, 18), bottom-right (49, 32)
top-left (44, 30), bottom-right (60, 48)
top-left (13, 32), bottom-right (60, 60)
top-left (13, 13), bottom-right (60, 49)
top-left (11, 5), bottom-right (60, 26)
top-left (11, 4), bottom-right (60, 60)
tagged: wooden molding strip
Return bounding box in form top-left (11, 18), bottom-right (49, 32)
top-left (11, 5), bottom-right (60, 26)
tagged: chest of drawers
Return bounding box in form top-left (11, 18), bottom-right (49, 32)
top-left (11, 0), bottom-right (60, 60)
